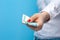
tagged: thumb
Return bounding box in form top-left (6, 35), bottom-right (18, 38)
top-left (27, 14), bottom-right (38, 22)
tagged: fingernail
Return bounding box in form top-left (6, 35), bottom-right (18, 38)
top-left (27, 19), bottom-right (31, 22)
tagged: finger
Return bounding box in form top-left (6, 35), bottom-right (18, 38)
top-left (36, 18), bottom-right (43, 26)
top-left (30, 14), bottom-right (38, 22)
top-left (27, 24), bottom-right (35, 27)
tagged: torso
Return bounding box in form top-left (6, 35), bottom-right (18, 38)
top-left (34, 0), bottom-right (60, 39)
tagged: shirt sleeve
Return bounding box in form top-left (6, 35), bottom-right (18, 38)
top-left (41, 0), bottom-right (60, 19)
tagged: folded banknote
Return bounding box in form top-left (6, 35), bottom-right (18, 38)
top-left (22, 14), bottom-right (38, 27)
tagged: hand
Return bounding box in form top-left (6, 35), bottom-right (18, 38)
top-left (27, 12), bottom-right (50, 31)
top-left (27, 13), bottom-right (44, 31)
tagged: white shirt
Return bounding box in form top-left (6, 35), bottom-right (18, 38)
top-left (34, 0), bottom-right (60, 39)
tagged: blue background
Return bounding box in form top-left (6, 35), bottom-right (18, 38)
top-left (0, 0), bottom-right (38, 40)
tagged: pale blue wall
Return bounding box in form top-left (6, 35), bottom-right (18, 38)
top-left (0, 0), bottom-right (38, 40)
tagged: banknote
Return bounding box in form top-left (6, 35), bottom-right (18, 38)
top-left (22, 14), bottom-right (38, 27)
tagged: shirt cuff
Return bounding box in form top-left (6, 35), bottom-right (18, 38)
top-left (41, 1), bottom-right (55, 19)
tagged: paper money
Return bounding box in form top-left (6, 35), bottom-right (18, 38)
top-left (22, 14), bottom-right (38, 27)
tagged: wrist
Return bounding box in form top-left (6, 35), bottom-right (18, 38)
top-left (39, 11), bottom-right (50, 23)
